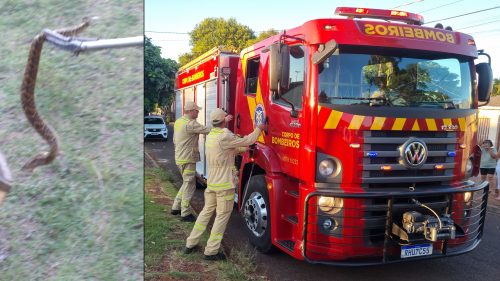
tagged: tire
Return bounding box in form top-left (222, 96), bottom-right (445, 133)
top-left (242, 174), bottom-right (274, 253)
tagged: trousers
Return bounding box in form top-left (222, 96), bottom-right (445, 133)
top-left (186, 188), bottom-right (235, 255)
top-left (172, 163), bottom-right (196, 216)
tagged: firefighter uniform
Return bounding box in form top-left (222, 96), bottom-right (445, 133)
top-left (172, 102), bottom-right (210, 217)
top-left (186, 108), bottom-right (262, 257)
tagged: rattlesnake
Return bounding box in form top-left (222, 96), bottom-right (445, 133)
top-left (20, 19), bottom-right (90, 172)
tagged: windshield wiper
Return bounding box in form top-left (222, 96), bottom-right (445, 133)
top-left (328, 96), bottom-right (392, 106)
top-left (412, 101), bottom-right (456, 109)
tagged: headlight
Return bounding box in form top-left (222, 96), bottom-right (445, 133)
top-left (464, 191), bottom-right (472, 203)
top-left (465, 158), bottom-right (473, 178)
top-left (318, 196), bottom-right (343, 215)
top-left (319, 159), bottom-right (334, 177)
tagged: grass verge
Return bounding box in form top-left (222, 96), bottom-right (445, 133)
top-left (144, 167), bottom-right (269, 281)
top-left (0, 1), bottom-right (143, 280)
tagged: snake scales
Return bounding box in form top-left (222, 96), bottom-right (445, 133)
top-left (20, 19), bottom-right (90, 172)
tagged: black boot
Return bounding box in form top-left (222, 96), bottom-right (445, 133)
top-left (204, 252), bottom-right (226, 261)
top-left (180, 214), bottom-right (196, 222)
top-left (183, 245), bottom-right (199, 254)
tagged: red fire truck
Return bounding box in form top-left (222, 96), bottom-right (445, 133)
top-left (175, 7), bottom-right (493, 265)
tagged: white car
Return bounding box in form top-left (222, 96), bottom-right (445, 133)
top-left (144, 116), bottom-right (168, 141)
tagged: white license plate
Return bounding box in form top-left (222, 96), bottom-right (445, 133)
top-left (401, 244), bottom-right (433, 258)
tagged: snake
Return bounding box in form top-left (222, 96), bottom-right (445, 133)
top-left (20, 19), bottom-right (90, 172)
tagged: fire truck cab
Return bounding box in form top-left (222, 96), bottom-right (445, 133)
top-left (175, 7), bottom-right (493, 265)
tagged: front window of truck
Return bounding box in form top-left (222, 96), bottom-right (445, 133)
top-left (318, 48), bottom-right (473, 109)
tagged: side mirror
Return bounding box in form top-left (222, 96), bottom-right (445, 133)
top-left (269, 43), bottom-right (290, 93)
top-left (476, 62), bottom-right (493, 103)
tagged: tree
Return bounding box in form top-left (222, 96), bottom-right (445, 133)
top-left (492, 78), bottom-right (500, 96)
top-left (179, 18), bottom-right (255, 66)
top-left (144, 36), bottom-right (178, 114)
top-left (246, 29), bottom-right (279, 46)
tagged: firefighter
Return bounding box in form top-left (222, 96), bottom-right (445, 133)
top-left (184, 108), bottom-right (266, 260)
top-left (171, 101), bottom-right (211, 222)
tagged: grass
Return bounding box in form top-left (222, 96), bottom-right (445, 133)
top-left (144, 167), bottom-right (269, 281)
top-left (0, 0), bottom-right (143, 280)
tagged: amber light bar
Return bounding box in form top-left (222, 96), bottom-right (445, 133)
top-left (335, 6), bottom-right (424, 25)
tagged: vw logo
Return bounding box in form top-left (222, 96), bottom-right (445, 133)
top-left (400, 138), bottom-right (428, 169)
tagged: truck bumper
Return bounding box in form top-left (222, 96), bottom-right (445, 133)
top-left (301, 181), bottom-right (489, 265)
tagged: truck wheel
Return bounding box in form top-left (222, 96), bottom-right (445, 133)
top-left (242, 174), bottom-right (274, 253)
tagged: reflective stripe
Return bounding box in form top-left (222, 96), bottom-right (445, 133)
top-left (224, 194), bottom-right (234, 201)
top-left (205, 140), bottom-right (217, 148)
top-left (207, 182), bottom-right (232, 190)
top-left (206, 128), bottom-right (224, 148)
top-left (181, 200), bottom-right (190, 208)
top-left (174, 117), bottom-right (189, 131)
top-left (209, 233), bottom-right (223, 241)
top-left (176, 159), bottom-right (190, 165)
top-left (194, 223), bottom-right (206, 231)
top-left (183, 169), bottom-right (195, 175)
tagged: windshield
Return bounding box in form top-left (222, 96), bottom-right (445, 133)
top-left (145, 117), bottom-right (165, 125)
top-left (318, 50), bottom-right (473, 109)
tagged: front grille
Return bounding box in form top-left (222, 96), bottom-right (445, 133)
top-left (363, 131), bottom-right (456, 186)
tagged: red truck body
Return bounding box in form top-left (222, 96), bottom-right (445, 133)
top-left (175, 7), bottom-right (492, 265)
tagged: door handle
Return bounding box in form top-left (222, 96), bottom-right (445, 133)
top-left (236, 114), bottom-right (240, 129)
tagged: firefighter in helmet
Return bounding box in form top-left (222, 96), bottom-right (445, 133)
top-left (184, 108), bottom-right (266, 260)
top-left (171, 101), bottom-right (211, 222)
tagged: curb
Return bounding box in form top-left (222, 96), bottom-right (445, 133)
top-left (144, 151), bottom-right (160, 169)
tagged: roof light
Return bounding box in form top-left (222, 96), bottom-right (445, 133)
top-left (367, 152), bottom-right (378, 158)
top-left (355, 8), bottom-right (368, 14)
top-left (335, 6), bottom-right (424, 25)
top-left (324, 24), bottom-right (337, 31)
top-left (459, 144), bottom-right (467, 149)
top-left (390, 10), bottom-right (408, 17)
top-left (349, 143), bottom-right (360, 148)
top-left (468, 39), bottom-right (476, 46)
top-left (447, 151), bottom-right (456, 157)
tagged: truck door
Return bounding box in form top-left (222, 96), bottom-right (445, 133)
top-left (268, 44), bottom-right (305, 177)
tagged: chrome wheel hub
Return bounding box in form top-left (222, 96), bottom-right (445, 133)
top-left (243, 191), bottom-right (268, 237)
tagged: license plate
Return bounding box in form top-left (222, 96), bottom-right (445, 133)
top-left (401, 244), bottom-right (433, 258)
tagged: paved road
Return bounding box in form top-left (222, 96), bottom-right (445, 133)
top-left (146, 124), bottom-right (500, 281)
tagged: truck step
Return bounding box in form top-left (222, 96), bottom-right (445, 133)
top-left (287, 190), bottom-right (299, 198)
top-left (277, 240), bottom-right (295, 252)
top-left (285, 215), bottom-right (298, 224)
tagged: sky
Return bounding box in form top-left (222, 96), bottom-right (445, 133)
top-left (145, 0), bottom-right (500, 78)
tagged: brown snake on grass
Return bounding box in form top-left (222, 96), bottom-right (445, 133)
top-left (20, 19), bottom-right (91, 172)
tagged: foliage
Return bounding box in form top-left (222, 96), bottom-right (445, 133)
top-left (179, 18), bottom-right (255, 66)
top-left (145, 36), bottom-right (178, 114)
top-left (178, 52), bottom-right (197, 67)
top-left (246, 28), bottom-right (279, 47)
top-left (492, 78), bottom-right (500, 96)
